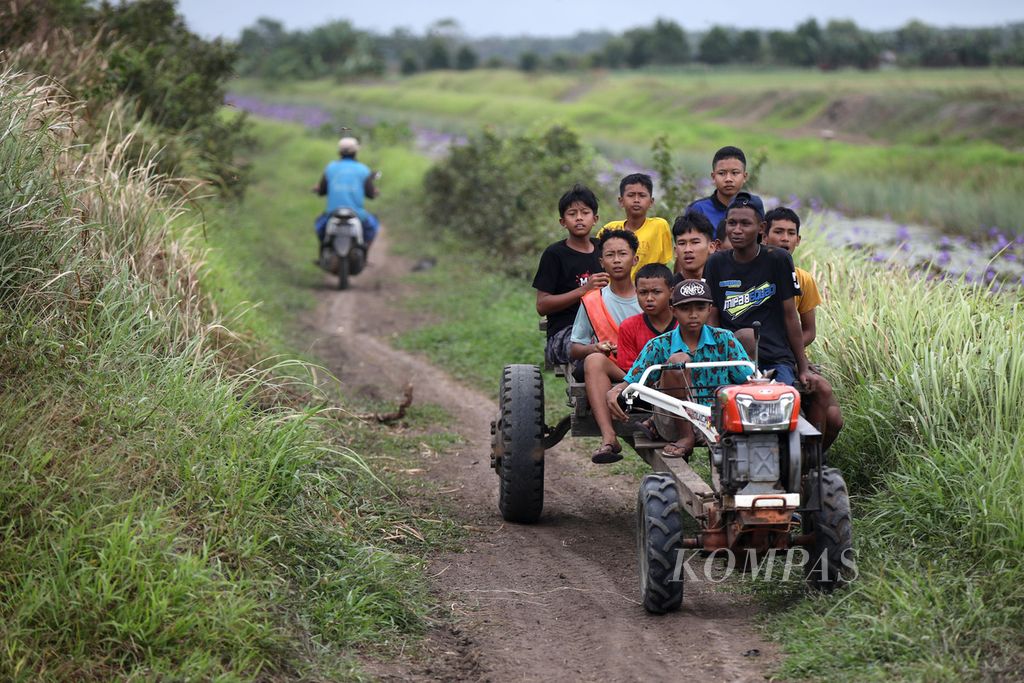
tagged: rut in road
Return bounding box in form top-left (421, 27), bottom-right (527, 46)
top-left (304, 231), bottom-right (781, 682)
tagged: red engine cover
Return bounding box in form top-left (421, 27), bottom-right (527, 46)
top-left (717, 382), bottom-right (800, 433)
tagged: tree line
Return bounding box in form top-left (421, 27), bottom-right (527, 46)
top-left (235, 16), bottom-right (1024, 79)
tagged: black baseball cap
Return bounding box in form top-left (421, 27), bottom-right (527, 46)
top-left (671, 279), bottom-right (713, 306)
top-left (729, 191), bottom-right (765, 219)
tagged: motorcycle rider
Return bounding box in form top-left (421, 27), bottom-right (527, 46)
top-left (313, 136), bottom-right (380, 252)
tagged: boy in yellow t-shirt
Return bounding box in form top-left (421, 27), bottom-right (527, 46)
top-left (599, 173), bottom-right (673, 280)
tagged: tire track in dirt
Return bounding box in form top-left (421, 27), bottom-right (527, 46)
top-left (303, 231), bottom-right (781, 682)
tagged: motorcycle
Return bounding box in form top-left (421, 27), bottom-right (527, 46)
top-left (318, 207), bottom-right (367, 290)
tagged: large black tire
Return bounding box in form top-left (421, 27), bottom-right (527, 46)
top-left (496, 364), bottom-right (545, 524)
top-left (803, 466), bottom-right (854, 591)
top-left (337, 256), bottom-right (350, 290)
top-left (637, 473), bottom-right (685, 614)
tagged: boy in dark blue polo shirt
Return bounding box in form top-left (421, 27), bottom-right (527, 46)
top-left (687, 146), bottom-right (749, 242)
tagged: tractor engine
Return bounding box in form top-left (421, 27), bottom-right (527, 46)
top-left (711, 381), bottom-right (801, 497)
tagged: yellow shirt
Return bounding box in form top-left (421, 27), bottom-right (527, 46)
top-left (599, 217), bottom-right (673, 280)
top-left (795, 267), bottom-right (822, 314)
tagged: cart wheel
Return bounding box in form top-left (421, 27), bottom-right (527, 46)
top-left (803, 467), bottom-right (854, 591)
top-left (637, 473), bottom-right (684, 614)
top-left (496, 364), bottom-right (545, 524)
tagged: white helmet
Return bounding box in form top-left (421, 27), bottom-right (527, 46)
top-left (338, 136), bottom-right (360, 154)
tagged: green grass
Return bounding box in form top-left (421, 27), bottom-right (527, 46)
top-left (0, 69), bottom-right (460, 680)
top-left (232, 68), bottom-right (1024, 234)
top-left (388, 234), bottom-right (570, 424)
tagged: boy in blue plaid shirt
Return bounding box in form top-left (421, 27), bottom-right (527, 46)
top-left (606, 279), bottom-right (751, 459)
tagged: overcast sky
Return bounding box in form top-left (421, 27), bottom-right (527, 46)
top-left (177, 0), bottom-right (1024, 40)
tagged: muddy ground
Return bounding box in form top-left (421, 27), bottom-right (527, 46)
top-left (302, 232), bottom-right (781, 682)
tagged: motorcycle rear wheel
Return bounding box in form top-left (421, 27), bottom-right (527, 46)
top-left (337, 256), bottom-right (350, 290)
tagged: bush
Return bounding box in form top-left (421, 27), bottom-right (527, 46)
top-left (422, 125), bottom-right (599, 277)
top-left (2, 0), bottom-right (251, 195)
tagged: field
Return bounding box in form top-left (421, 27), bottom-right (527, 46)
top-left (7, 48), bottom-right (1023, 678)
top-left (231, 67), bottom-right (1024, 235)
top-left (229, 61), bottom-right (1024, 679)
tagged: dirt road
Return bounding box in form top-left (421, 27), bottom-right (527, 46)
top-left (304, 233), bottom-right (781, 682)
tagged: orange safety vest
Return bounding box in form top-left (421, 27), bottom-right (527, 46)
top-left (581, 290), bottom-right (620, 346)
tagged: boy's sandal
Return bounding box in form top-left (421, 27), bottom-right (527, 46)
top-left (661, 441), bottom-right (693, 460)
top-left (591, 442), bottom-right (623, 464)
top-left (633, 417), bottom-right (662, 441)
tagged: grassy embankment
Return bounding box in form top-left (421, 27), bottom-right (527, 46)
top-left (0, 71), bottom-right (461, 679)
top-left (232, 67), bottom-right (1024, 235)
top-left (238, 104), bottom-right (1023, 680)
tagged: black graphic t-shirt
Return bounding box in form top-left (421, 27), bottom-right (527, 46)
top-left (703, 246), bottom-right (800, 365)
top-left (532, 238), bottom-right (603, 338)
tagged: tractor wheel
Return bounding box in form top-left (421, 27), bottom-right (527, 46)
top-left (637, 473), bottom-right (685, 614)
top-left (496, 364), bottom-right (545, 524)
top-left (803, 466), bottom-right (854, 591)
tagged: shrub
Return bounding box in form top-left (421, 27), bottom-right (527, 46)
top-left (0, 66), bottom-right (430, 681)
top-left (2, 0), bottom-right (251, 195)
top-left (422, 124), bottom-right (599, 276)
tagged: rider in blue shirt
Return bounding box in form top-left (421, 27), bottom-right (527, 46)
top-left (314, 136), bottom-right (380, 247)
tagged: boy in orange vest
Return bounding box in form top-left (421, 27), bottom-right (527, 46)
top-left (569, 229), bottom-right (641, 463)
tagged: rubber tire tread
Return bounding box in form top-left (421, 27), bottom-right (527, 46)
top-left (804, 466), bottom-right (854, 592)
top-left (637, 473), bottom-right (685, 614)
top-left (337, 255), bottom-right (350, 290)
top-left (497, 364), bottom-right (545, 523)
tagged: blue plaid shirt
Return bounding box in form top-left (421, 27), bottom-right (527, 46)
top-left (622, 325), bottom-right (752, 406)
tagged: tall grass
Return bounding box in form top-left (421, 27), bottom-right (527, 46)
top-left (0, 68), bottom-right (437, 680)
top-left (762, 219), bottom-right (1024, 680)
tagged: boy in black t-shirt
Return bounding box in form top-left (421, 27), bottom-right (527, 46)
top-left (703, 192), bottom-right (813, 388)
top-left (532, 184), bottom-right (609, 365)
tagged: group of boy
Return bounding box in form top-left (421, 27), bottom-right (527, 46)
top-left (532, 147), bottom-right (842, 464)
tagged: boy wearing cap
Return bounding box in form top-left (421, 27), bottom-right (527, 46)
top-left (314, 136), bottom-right (380, 247)
top-left (605, 279), bottom-right (752, 460)
top-left (703, 192), bottom-right (814, 390)
top-left (687, 146), bottom-right (749, 242)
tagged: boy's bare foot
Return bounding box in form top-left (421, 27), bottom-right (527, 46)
top-left (662, 439), bottom-right (693, 460)
top-left (591, 442), bottom-right (623, 464)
